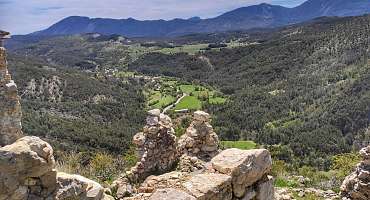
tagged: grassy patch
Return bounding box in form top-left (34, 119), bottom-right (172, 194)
top-left (274, 177), bottom-right (300, 188)
top-left (221, 141), bottom-right (257, 150)
top-left (156, 44), bottom-right (209, 55)
top-left (174, 96), bottom-right (202, 110)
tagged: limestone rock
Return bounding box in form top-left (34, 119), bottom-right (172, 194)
top-left (0, 136), bottom-right (55, 200)
top-left (0, 136), bottom-right (110, 200)
top-left (193, 111), bottom-right (210, 122)
top-left (183, 173), bottom-right (232, 200)
top-left (0, 45), bottom-right (23, 147)
top-left (113, 177), bottom-right (133, 198)
top-left (177, 154), bottom-right (206, 172)
top-left (149, 188), bottom-right (196, 200)
top-left (341, 145), bottom-right (370, 200)
top-left (0, 136), bottom-right (55, 179)
top-left (113, 111), bottom-right (275, 200)
top-left (54, 172), bottom-right (105, 200)
top-left (138, 171), bottom-right (188, 193)
top-left (211, 148), bottom-right (272, 197)
top-left (255, 175), bottom-right (274, 200)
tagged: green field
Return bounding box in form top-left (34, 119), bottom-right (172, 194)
top-left (156, 44), bottom-right (209, 55)
top-left (179, 84), bottom-right (197, 93)
top-left (221, 141), bottom-right (257, 150)
top-left (148, 91), bottom-right (176, 109)
top-left (144, 78), bottom-right (227, 110)
top-left (151, 42), bottom-right (250, 55)
top-left (174, 96), bottom-right (202, 110)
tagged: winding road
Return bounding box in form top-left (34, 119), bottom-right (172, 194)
top-left (162, 93), bottom-right (187, 114)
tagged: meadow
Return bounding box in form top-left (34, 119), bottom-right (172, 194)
top-left (145, 78), bottom-right (228, 112)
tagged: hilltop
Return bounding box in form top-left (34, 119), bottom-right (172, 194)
top-left (31, 0), bottom-right (370, 37)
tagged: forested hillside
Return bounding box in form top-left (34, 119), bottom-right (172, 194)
top-left (7, 53), bottom-right (146, 154)
top-left (130, 15), bottom-right (370, 169)
top-left (7, 14), bottom-right (370, 171)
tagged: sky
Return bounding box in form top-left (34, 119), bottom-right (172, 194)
top-left (0, 0), bottom-right (307, 34)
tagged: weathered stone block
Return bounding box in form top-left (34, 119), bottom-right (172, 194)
top-left (211, 148), bottom-right (272, 198)
top-left (183, 173), bottom-right (232, 200)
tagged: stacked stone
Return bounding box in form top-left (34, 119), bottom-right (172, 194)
top-left (341, 145), bottom-right (370, 200)
top-left (178, 111), bottom-right (220, 162)
top-left (128, 109), bottom-right (178, 182)
top-left (0, 31), bottom-right (23, 147)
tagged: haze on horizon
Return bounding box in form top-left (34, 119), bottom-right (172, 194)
top-left (0, 0), bottom-right (306, 35)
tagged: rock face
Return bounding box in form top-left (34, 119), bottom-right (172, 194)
top-left (128, 109), bottom-right (178, 181)
top-left (124, 148), bottom-right (273, 200)
top-left (0, 136), bottom-right (111, 200)
top-left (0, 34), bottom-right (23, 147)
top-left (341, 145), bottom-right (370, 200)
top-left (178, 111), bottom-right (220, 161)
top-left (23, 76), bottom-right (66, 103)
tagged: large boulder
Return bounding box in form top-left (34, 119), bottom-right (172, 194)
top-left (0, 136), bottom-right (112, 200)
top-left (54, 172), bottom-right (105, 200)
top-left (211, 148), bottom-right (272, 198)
top-left (0, 136), bottom-right (55, 200)
top-left (341, 145), bottom-right (370, 200)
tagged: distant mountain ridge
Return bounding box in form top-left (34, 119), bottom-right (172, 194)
top-left (32, 0), bottom-right (370, 37)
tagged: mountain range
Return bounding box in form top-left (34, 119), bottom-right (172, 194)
top-left (30, 0), bottom-right (370, 37)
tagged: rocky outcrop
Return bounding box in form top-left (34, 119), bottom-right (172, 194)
top-left (113, 110), bottom-right (274, 200)
top-left (113, 109), bottom-right (273, 200)
top-left (121, 148), bottom-right (273, 200)
top-left (0, 136), bottom-right (112, 200)
top-left (0, 32), bottom-right (23, 146)
top-left (0, 136), bottom-right (55, 200)
top-left (341, 145), bottom-right (370, 200)
top-left (23, 76), bottom-right (66, 103)
top-left (55, 172), bottom-right (106, 200)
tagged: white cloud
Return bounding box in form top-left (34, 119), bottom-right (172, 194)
top-left (0, 0), bottom-right (305, 34)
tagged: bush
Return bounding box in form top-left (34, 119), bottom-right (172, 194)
top-left (331, 152), bottom-right (361, 179)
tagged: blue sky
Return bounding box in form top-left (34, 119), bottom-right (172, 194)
top-left (0, 0), bottom-right (306, 34)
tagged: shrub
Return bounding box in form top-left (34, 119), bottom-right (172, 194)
top-left (331, 152), bottom-right (361, 179)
